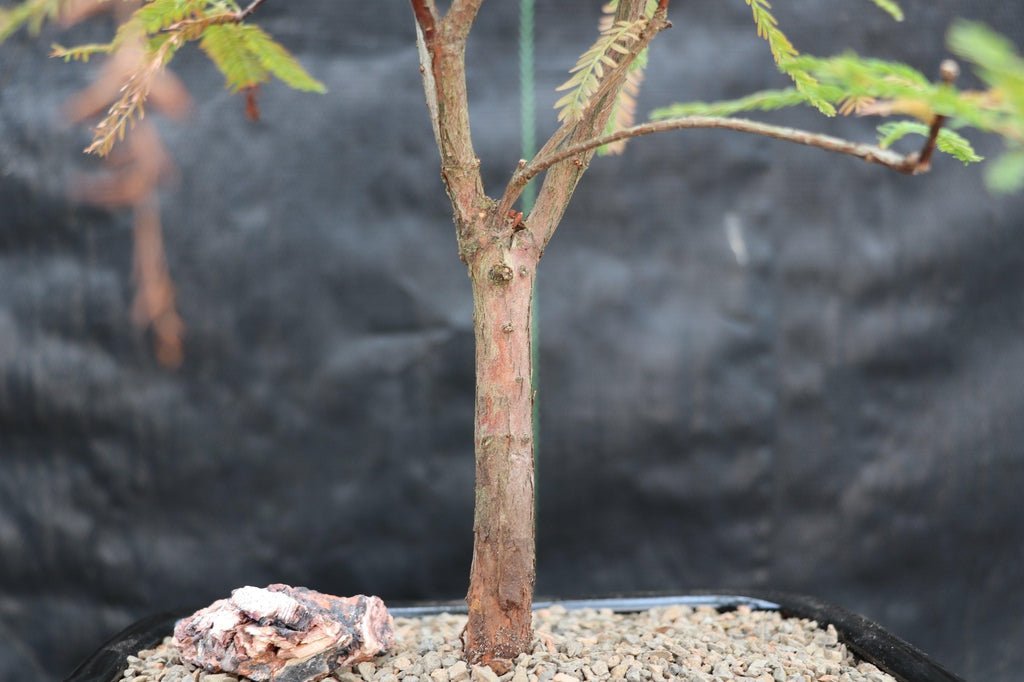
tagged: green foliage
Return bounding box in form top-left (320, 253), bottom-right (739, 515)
top-left (949, 20), bottom-right (1024, 91)
top-left (867, 0), bottom-right (903, 22)
top-left (134, 0), bottom-right (208, 34)
top-left (780, 54), bottom-right (930, 104)
top-left (1, 0), bottom-right (324, 153)
top-left (650, 88), bottom-right (806, 119)
top-left (555, 17), bottom-right (647, 124)
top-left (742, 0), bottom-right (834, 115)
top-left (875, 120), bottom-right (929, 148)
top-left (200, 23), bottom-right (324, 93)
top-left (985, 150), bottom-right (1024, 193)
top-left (0, 0), bottom-right (61, 42)
top-left (933, 130), bottom-right (980, 163)
top-left (235, 24), bottom-right (325, 93)
top-left (51, 41), bottom-right (117, 62)
top-left (948, 21), bottom-right (1024, 137)
top-left (649, 23), bottom-right (1024, 182)
top-left (876, 121), bottom-right (982, 164)
top-left (200, 23), bottom-right (267, 91)
top-left (6, 0), bottom-right (326, 155)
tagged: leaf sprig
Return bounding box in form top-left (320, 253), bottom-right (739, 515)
top-left (650, 88), bottom-right (807, 120)
top-left (743, 0), bottom-right (834, 115)
top-left (649, 20), bottom-right (1024, 189)
top-left (876, 121), bottom-right (982, 164)
top-left (7, 0), bottom-right (325, 156)
top-left (0, 0), bottom-right (62, 42)
top-left (201, 22), bottom-right (325, 93)
top-left (84, 31), bottom-right (186, 156)
top-left (554, 16), bottom-right (648, 124)
top-left (948, 21), bottom-right (1024, 190)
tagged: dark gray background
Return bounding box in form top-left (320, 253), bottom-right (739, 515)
top-left (2, 1), bottom-right (1023, 680)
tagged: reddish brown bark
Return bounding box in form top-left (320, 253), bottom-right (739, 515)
top-left (462, 221), bottom-right (540, 672)
top-left (408, 0), bottom-right (661, 669)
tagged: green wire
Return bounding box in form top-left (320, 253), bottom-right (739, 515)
top-left (520, 0), bottom-right (537, 212)
top-left (519, 0), bottom-right (539, 472)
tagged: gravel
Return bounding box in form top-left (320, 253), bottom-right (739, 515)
top-left (122, 604), bottom-right (898, 682)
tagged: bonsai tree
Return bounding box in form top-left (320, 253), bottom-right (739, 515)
top-left (3, 0), bottom-right (1024, 671)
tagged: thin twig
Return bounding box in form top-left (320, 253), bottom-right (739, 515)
top-left (237, 0), bottom-right (268, 21)
top-left (163, 0), bottom-right (266, 33)
top-left (502, 116), bottom-right (924, 208)
top-left (915, 59), bottom-right (960, 172)
top-left (915, 114), bottom-right (946, 171)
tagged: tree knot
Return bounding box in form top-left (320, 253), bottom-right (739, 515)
top-left (489, 264), bottom-right (514, 285)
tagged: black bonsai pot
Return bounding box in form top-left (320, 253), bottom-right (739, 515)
top-left (65, 592), bottom-right (965, 682)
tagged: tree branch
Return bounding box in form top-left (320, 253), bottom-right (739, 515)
top-left (410, 0), bottom-right (485, 250)
top-left (505, 116), bottom-right (925, 198)
top-left (520, 0), bottom-right (670, 251)
top-left (527, 0), bottom-right (655, 182)
top-left (915, 59), bottom-right (960, 172)
top-left (915, 114), bottom-right (947, 171)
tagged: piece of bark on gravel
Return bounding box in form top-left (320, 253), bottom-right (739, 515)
top-left (173, 584), bottom-right (394, 682)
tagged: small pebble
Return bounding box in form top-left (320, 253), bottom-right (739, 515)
top-left (471, 665), bottom-right (499, 682)
top-left (448, 661), bottom-right (470, 682)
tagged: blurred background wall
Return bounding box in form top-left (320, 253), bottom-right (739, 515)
top-left (2, 0), bottom-right (1023, 679)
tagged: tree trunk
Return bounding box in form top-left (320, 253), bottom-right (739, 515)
top-left (463, 221), bottom-right (539, 671)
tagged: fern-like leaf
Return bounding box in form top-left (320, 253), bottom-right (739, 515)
top-left (237, 24), bottom-right (325, 93)
top-left (650, 88), bottom-right (808, 119)
top-left (781, 53), bottom-right (1010, 131)
top-left (51, 40), bottom-right (117, 62)
top-left (875, 120), bottom-right (926, 148)
top-left (876, 120), bottom-right (983, 164)
top-left (200, 23), bottom-right (269, 91)
top-left (86, 34), bottom-right (184, 156)
top-left (867, 0), bottom-right (903, 22)
top-left (555, 17), bottom-right (647, 124)
top-left (934, 129), bottom-right (984, 164)
top-left (200, 23), bottom-right (325, 94)
top-left (743, 0), bottom-right (834, 115)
